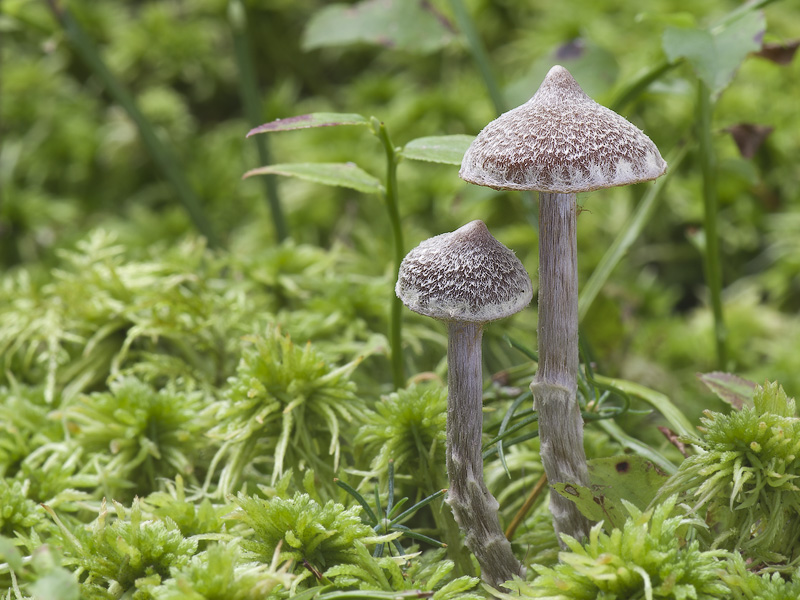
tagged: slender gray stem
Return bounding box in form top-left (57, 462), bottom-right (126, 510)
top-left (446, 321), bottom-right (524, 589)
top-left (532, 192), bottom-right (592, 546)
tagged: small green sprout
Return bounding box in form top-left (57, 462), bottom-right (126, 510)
top-left (149, 542), bottom-right (294, 600)
top-left (335, 460), bottom-right (447, 558)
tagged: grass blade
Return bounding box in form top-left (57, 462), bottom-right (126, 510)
top-left (578, 144), bottom-right (689, 322)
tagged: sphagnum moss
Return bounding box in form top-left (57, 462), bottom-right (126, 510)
top-left (60, 377), bottom-right (210, 500)
top-left (205, 328), bottom-right (363, 497)
top-left (498, 496), bottom-right (729, 600)
top-left (658, 381), bottom-right (800, 565)
top-left (46, 498), bottom-right (198, 598)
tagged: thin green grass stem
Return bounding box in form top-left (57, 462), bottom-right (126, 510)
top-left (697, 81), bottom-right (727, 369)
top-left (591, 374), bottom-right (696, 440)
top-left (372, 119), bottom-right (405, 389)
top-left (46, 1), bottom-right (218, 246)
top-left (447, 0), bottom-right (506, 115)
top-left (578, 144), bottom-right (690, 322)
top-left (228, 0), bottom-right (288, 242)
top-left (611, 59), bottom-right (679, 113)
top-left (595, 419), bottom-right (677, 474)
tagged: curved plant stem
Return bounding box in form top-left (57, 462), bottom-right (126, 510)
top-left (611, 59), bottom-right (678, 113)
top-left (446, 0), bottom-right (505, 114)
top-left (446, 321), bottom-right (524, 588)
top-left (578, 144), bottom-right (690, 322)
top-left (505, 472), bottom-right (548, 541)
top-left (228, 0), bottom-right (288, 242)
top-left (46, 1), bottom-right (218, 246)
top-left (372, 119), bottom-right (405, 389)
top-left (697, 81), bottom-right (727, 369)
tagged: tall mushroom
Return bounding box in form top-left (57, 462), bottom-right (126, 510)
top-left (459, 65), bottom-right (667, 545)
top-left (396, 220), bottom-right (531, 589)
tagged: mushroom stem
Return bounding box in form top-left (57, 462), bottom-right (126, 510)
top-left (531, 192), bottom-right (592, 546)
top-left (445, 321), bottom-right (525, 589)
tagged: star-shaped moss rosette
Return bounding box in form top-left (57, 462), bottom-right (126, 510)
top-left (658, 381), bottom-right (800, 565)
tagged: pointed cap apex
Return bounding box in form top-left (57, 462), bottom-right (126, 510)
top-left (396, 220), bottom-right (532, 323)
top-left (460, 65), bottom-right (667, 193)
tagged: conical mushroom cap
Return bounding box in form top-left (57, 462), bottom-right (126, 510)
top-left (460, 65), bottom-right (667, 193)
top-left (396, 220), bottom-right (532, 323)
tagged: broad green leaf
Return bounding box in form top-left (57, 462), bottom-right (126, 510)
top-left (30, 570), bottom-right (81, 600)
top-left (553, 482), bottom-right (624, 527)
top-left (401, 135), bottom-right (474, 165)
top-left (554, 456), bottom-right (670, 528)
top-left (588, 455), bottom-right (669, 512)
top-left (243, 163), bottom-right (383, 195)
top-left (247, 113), bottom-right (369, 137)
top-left (662, 10), bottom-right (765, 96)
top-left (697, 371), bottom-right (757, 410)
top-left (302, 0), bottom-right (453, 54)
top-left (0, 536), bottom-right (23, 572)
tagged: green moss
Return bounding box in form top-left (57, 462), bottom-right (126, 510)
top-left (502, 497), bottom-right (729, 600)
top-left (660, 382), bottom-right (800, 564)
top-left (206, 328), bottom-right (364, 495)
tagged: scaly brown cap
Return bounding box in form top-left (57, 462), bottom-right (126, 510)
top-left (396, 220), bottom-right (532, 323)
top-left (460, 65), bottom-right (667, 193)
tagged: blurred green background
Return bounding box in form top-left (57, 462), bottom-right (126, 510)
top-left (2, 0), bottom-right (799, 416)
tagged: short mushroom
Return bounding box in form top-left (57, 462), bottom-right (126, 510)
top-left (396, 219), bottom-right (531, 589)
top-left (459, 65), bottom-right (667, 545)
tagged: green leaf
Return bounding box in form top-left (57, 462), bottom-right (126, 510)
top-left (662, 10), bottom-right (765, 96)
top-left (30, 569), bottom-right (81, 600)
top-left (588, 456), bottom-right (669, 512)
top-left (302, 0), bottom-right (453, 54)
top-left (247, 113), bottom-right (370, 137)
top-left (400, 135), bottom-right (474, 165)
top-left (0, 535), bottom-right (23, 572)
top-left (697, 371), bottom-right (757, 410)
top-left (554, 456), bottom-right (670, 528)
top-left (243, 163), bottom-right (384, 195)
top-left (553, 482), bottom-right (625, 528)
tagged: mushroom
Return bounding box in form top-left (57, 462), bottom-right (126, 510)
top-left (459, 65), bottom-right (667, 545)
top-left (396, 219), bottom-right (531, 588)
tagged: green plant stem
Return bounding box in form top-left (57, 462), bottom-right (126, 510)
top-left (697, 81), bottom-right (727, 369)
top-left (611, 59), bottom-right (678, 113)
top-left (228, 0), bottom-right (288, 242)
top-left (591, 374), bottom-right (697, 440)
top-left (578, 144), bottom-right (690, 322)
top-left (446, 0), bottom-right (505, 114)
top-left (46, 1), bottom-right (218, 246)
top-left (372, 119), bottom-right (405, 389)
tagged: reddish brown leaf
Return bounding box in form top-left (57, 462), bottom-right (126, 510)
top-left (754, 40), bottom-right (800, 65)
top-left (657, 426), bottom-right (689, 458)
top-left (724, 123), bottom-right (773, 159)
top-left (697, 371), bottom-right (757, 410)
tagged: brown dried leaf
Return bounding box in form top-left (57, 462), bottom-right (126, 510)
top-left (724, 123), bottom-right (773, 159)
top-left (754, 40), bottom-right (800, 65)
